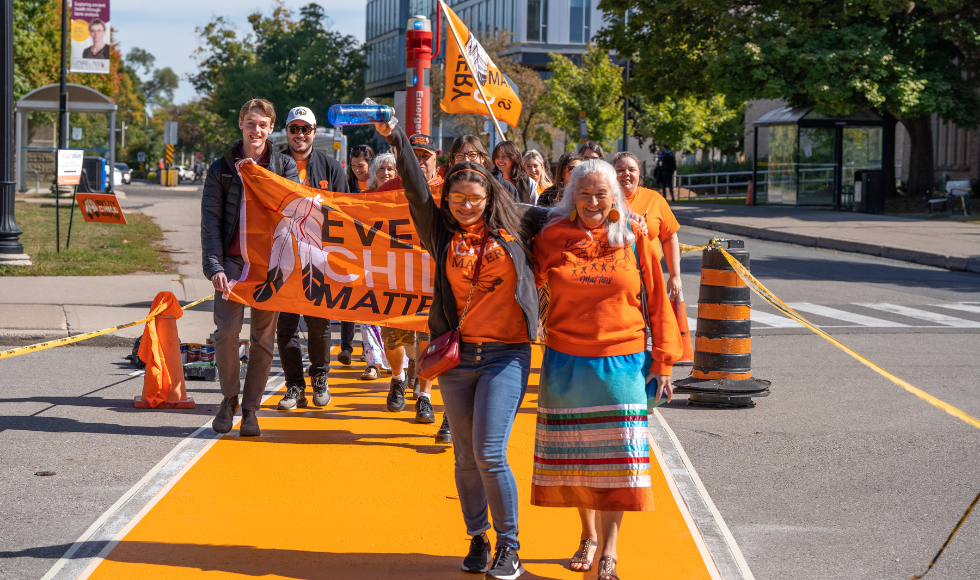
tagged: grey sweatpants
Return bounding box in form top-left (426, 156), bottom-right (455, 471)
top-left (213, 257), bottom-right (279, 411)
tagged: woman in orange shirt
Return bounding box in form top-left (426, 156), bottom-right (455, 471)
top-left (376, 121), bottom-right (547, 579)
top-left (532, 159), bottom-right (683, 580)
top-left (523, 150), bottom-right (554, 197)
top-left (612, 151), bottom-right (682, 301)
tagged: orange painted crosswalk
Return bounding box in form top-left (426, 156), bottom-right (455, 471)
top-left (80, 346), bottom-right (720, 579)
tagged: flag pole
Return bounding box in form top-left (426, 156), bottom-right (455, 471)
top-left (438, 0), bottom-right (505, 142)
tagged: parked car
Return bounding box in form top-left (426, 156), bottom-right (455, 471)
top-left (114, 163), bottom-right (132, 185)
top-left (174, 165), bottom-right (195, 182)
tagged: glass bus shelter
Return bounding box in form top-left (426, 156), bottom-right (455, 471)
top-left (752, 107), bottom-right (886, 208)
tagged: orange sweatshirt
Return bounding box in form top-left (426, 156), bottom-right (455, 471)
top-left (533, 220), bottom-right (683, 374)
top-left (625, 186), bottom-right (679, 261)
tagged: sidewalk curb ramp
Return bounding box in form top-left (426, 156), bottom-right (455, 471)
top-left (675, 216), bottom-right (980, 274)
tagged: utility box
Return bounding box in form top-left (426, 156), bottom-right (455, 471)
top-left (854, 169), bottom-right (885, 214)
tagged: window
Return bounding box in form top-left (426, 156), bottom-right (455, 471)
top-left (570, 0), bottom-right (591, 43)
top-left (526, 0), bottom-right (547, 42)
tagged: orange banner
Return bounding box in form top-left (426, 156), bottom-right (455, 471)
top-left (228, 160), bottom-right (432, 332)
top-left (439, 1), bottom-right (521, 128)
top-left (77, 193), bottom-right (127, 224)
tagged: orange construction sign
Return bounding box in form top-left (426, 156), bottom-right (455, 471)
top-left (228, 160), bottom-right (433, 332)
top-left (439, 2), bottom-right (521, 129)
top-left (76, 193), bottom-right (127, 224)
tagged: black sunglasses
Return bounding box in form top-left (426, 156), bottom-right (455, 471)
top-left (287, 125), bottom-right (315, 135)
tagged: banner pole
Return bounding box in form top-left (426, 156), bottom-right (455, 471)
top-left (438, 0), bottom-right (505, 142)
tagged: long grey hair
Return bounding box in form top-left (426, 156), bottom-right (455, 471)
top-left (367, 152), bottom-right (396, 191)
top-left (545, 158), bottom-right (636, 248)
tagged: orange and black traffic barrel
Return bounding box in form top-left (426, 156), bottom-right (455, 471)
top-left (674, 239), bottom-right (770, 407)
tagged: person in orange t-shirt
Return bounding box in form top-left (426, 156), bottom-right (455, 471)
top-left (613, 151), bottom-right (683, 303)
top-left (532, 159), bottom-right (683, 578)
top-left (376, 120), bottom-right (548, 577)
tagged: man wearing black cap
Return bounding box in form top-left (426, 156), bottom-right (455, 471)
top-left (274, 106), bottom-right (351, 412)
top-left (377, 133), bottom-right (448, 442)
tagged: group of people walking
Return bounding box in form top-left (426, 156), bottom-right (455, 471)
top-left (201, 98), bottom-right (686, 580)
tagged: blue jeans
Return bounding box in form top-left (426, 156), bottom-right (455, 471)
top-left (439, 341), bottom-right (531, 550)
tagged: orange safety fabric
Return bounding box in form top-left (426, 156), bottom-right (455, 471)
top-left (695, 336), bottom-right (752, 354)
top-left (697, 303), bottom-right (751, 321)
top-left (693, 370), bottom-right (752, 380)
top-left (533, 221), bottom-right (682, 374)
top-left (137, 291), bottom-right (184, 408)
top-left (445, 224), bottom-right (528, 344)
top-left (700, 268), bottom-right (746, 287)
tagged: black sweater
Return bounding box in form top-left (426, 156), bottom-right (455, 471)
top-left (386, 124), bottom-right (546, 340)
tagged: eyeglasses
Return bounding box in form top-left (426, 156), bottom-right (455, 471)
top-left (448, 193), bottom-right (488, 206)
top-left (287, 125), bottom-right (315, 135)
top-left (455, 151), bottom-right (483, 162)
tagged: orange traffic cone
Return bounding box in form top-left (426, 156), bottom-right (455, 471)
top-left (134, 291), bottom-right (194, 409)
top-left (672, 289), bottom-right (694, 366)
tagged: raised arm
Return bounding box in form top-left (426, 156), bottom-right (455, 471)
top-left (377, 122), bottom-right (442, 250)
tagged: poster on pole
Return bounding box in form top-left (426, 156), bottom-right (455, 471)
top-left (70, 1), bottom-right (111, 74)
top-left (57, 150), bottom-right (85, 185)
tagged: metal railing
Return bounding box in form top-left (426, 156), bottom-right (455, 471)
top-left (674, 171), bottom-right (758, 200)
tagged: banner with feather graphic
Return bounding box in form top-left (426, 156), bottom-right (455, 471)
top-left (228, 160), bottom-right (433, 332)
top-left (439, 2), bottom-right (521, 128)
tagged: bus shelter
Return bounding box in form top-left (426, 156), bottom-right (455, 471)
top-left (752, 106), bottom-right (888, 208)
top-left (15, 83), bottom-right (117, 192)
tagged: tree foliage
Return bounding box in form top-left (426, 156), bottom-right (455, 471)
top-left (191, 1), bottom-right (367, 131)
top-left (541, 45), bottom-right (625, 153)
top-left (632, 95), bottom-right (744, 156)
top-left (597, 0), bottom-right (980, 195)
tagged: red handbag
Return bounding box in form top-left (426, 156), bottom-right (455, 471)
top-left (417, 230), bottom-right (490, 381)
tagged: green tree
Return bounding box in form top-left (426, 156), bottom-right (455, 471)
top-left (632, 95), bottom-right (744, 157)
top-left (598, 0), bottom-right (980, 197)
top-left (541, 46), bottom-right (625, 153)
top-left (190, 1), bottom-right (367, 132)
top-left (167, 99), bottom-right (239, 159)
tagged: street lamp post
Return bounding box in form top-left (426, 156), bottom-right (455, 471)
top-left (0, 0), bottom-right (30, 264)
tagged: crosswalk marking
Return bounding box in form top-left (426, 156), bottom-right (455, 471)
top-left (786, 302), bottom-right (909, 327)
top-left (855, 303), bottom-right (980, 328)
top-left (932, 303), bottom-right (980, 315)
top-left (750, 310), bottom-right (805, 328)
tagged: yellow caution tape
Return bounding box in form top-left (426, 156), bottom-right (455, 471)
top-left (680, 243), bottom-right (709, 253)
top-left (709, 239), bottom-right (980, 432)
top-left (0, 294), bottom-right (215, 361)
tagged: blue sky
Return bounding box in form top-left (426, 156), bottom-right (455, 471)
top-left (111, 0), bottom-right (368, 104)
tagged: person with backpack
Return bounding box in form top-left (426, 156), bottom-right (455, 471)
top-left (656, 144), bottom-right (677, 201)
top-left (201, 98), bottom-right (299, 437)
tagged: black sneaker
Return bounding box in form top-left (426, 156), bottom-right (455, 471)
top-left (337, 349), bottom-right (353, 366)
top-left (435, 414), bottom-right (452, 444)
top-left (277, 384), bottom-right (308, 410)
top-left (311, 373), bottom-right (330, 407)
top-left (462, 534), bottom-right (491, 573)
top-left (486, 546), bottom-right (524, 579)
top-left (415, 396), bottom-right (435, 423)
top-left (386, 377), bottom-right (406, 412)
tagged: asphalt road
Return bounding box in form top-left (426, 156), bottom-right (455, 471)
top-left (1, 225), bottom-right (979, 580)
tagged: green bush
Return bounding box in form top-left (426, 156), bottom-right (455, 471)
top-left (146, 171), bottom-right (158, 182)
top-left (675, 158), bottom-right (752, 175)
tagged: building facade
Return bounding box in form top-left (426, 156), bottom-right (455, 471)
top-left (365, 0), bottom-right (605, 98)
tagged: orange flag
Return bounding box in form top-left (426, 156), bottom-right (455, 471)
top-left (228, 160), bottom-right (433, 332)
top-left (439, 1), bottom-right (521, 128)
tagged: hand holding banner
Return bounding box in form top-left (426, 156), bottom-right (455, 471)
top-left (439, 1), bottom-right (522, 131)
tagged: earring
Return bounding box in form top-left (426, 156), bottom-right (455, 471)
top-left (569, 207), bottom-right (577, 222)
top-left (608, 208), bottom-right (621, 222)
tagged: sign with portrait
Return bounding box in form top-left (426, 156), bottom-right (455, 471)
top-left (71, 1), bottom-right (111, 74)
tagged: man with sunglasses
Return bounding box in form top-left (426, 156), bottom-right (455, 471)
top-left (274, 107), bottom-right (351, 412)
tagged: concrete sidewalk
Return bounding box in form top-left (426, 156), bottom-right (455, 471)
top-left (671, 204), bottom-right (980, 273)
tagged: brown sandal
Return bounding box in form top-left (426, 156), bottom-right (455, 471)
top-left (358, 365), bottom-right (380, 380)
top-left (597, 556), bottom-right (619, 580)
top-left (570, 538), bottom-right (597, 572)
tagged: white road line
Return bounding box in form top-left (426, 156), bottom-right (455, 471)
top-left (787, 302), bottom-right (909, 327)
top-left (750, 310), bottom-right (804, 328)
top-left (653, 410), bottom-right (756, 580)
top-left (931, 303), bottom-right (980, 315)
top-left (855, 303), bottom-right (980, 328)
top-left (42, 371), bottom-right (287, 580)
top-left (688, 317), bottom-right (699, 330)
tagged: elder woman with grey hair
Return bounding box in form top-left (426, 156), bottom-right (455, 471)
top-left (531, 159), bottom-right (683, 580)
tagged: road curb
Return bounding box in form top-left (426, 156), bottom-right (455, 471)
top-left (676, 216), bottom-right (980, 274)
top-left (0, 330), bottom-right (136, 348)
